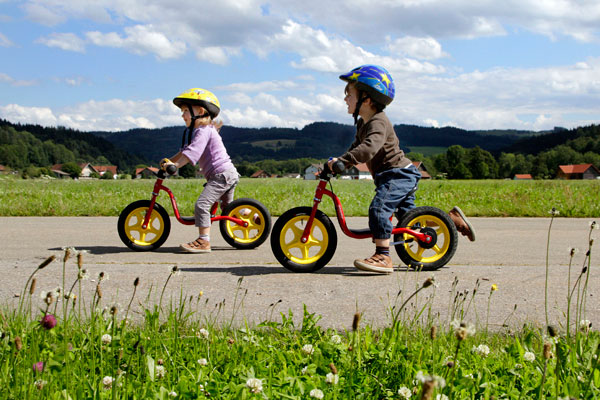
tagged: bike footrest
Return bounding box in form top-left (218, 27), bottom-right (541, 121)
top-left (181, 216), bottom-right (195, 223)
top-left (348, 228), bottom-right (371, 236)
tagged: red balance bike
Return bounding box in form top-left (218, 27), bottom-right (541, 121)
top-left (118, 165), bottom-right (271, 251)
top-left (270, 161), bottom-right (457, 272)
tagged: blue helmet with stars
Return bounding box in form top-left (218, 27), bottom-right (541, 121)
top-left (339, 65), bottom-right (395, 106)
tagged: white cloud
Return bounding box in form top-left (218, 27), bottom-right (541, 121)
top-left (386, 36), bottom-right (447, 60)
top-left (0, 104), bottom-right (58, 126)
top-left (86, 25), bottom-right (186, 59)
top-left (0, 72), bottom-right (37, 87)
top-left (36, 32), bottom-right (85, 52)
top-left (0, 32), bottom-right (13, 47)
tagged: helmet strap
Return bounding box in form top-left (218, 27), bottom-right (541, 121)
top-left (181, 104), bottom-right (210, 147)
top-left (352, 92), bottom-right (367, 125)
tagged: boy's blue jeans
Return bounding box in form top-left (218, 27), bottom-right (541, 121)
top-left (369, 164), bottom-right (421, 240)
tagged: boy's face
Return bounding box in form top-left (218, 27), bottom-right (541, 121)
top-left (344, 83), bottom-right (359, 115)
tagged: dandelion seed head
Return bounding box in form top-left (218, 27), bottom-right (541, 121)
top-left (197, 358), bottom-right (208, 366)
top-left (245, 378), bottom-right (263, 393)
top-left (309, 388), bottom-right (324, 399)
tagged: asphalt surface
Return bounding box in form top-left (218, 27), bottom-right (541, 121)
top-left (1, 216), bottom-right (598, 332)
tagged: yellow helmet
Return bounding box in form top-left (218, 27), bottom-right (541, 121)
top-left (173, 88), bottom-right (220, 119)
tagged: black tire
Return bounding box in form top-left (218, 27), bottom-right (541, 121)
top-left (271, 207), bottom-right (337, 272)
top-left (219, 198), bottom-right (272, 249)
top-left (394, 206), bottom-right (457, 270)
top-left (117, 200), bottom-right (171, 251)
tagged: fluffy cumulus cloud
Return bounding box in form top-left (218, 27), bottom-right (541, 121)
top-left (3, 0), bottom-right (600, 131)
top-left (36, 32), bottom-right (85, 52)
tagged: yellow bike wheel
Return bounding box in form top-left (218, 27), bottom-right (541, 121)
top-left (394, 206), bottom-right (457, 270)
top-left (219, 198), bottom-right (271, 249)
top-left (117, 200), bottom-right (171, 251)
top-left (271, 207), bottom-right (337, 272)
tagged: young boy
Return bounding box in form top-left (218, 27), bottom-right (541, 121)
top-left (161, 88), bottom-right (240, 253)
top-left (328, 65), bottom-right (475, 274)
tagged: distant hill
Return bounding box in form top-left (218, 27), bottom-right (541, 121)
top-left (95, 122), bottom-right (541, 163)
top-left (0, 119), bottom-right (150, 171)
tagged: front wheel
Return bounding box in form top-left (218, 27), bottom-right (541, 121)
top-left (394, 206), bottom-right (457, 270)
top-left (219, 198), bottom-right (272, 249)
top-left (117, 200), bottom-right (171, 251)
top-left (271, 207), bottom-right (337, 272)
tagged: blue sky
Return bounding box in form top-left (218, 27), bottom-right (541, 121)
top-left (1, 0), bottom-right (600, 132)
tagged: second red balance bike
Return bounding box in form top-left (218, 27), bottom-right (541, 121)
top-left (270, 161), bottom-right (457, 272)
top-left (118, 165), bottom-right (271, 251)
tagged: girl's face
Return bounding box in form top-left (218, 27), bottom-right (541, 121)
top-left (179, 105), bottom-right (206, 127)
top-left (344, 83), bottom-right (360, 115)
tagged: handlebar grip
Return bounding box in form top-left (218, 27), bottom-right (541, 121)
top-left (165, 163), bottom-right (178, 175)
top-left (332, 160), bottom-right (346, 174)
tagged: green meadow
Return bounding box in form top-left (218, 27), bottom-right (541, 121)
top-left (1, 176), bottom-right (599, 217)
top-left (1, 175), bottom-right (599, 398)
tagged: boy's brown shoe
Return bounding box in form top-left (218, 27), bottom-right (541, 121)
top-left (354, 253), bottom-right (394, 274)
top-left (448, 206), bottom-right (476, 242)
top-left (180, 238), bottom-right (211, 253)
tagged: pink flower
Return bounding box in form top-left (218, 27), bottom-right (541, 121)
top-left (40, 314), bottom-right (57, 330)
top-left (33, 362), bottom-right (44, 373)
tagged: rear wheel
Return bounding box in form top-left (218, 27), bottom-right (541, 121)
top-left (117, 200), bottom-right (171, 251)
top-left (394, 206), bottom-right (457, 270)
top-left (219, 198), bottom-right (271, 249)
top-left (271, 207), bottom-right (337, 272)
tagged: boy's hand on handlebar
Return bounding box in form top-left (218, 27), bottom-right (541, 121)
top-left (327, 157), bottom-right (338, 171)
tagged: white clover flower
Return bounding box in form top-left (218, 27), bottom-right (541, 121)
top-left (102, 376), bottom-right (114, 390)
top-left (514, 363), bottom-right (523, 369)
top-left (309, 388), bottom-right (324, 399)
top-left (246, 378), bottom-right (263, 393)
top-left (34, 379), bottom-right (47, 390)
top-left (302, 344), bottom-right (314, 355)
top-left (155, 365), bottom-right (166, 379)
top-left (472, 344), bottom-right (490, 357)
top-left (197, 358), bottom-right (208, 366)
top-left (398, 386), bottom-right (412, 399)
top-left (415, 371), bottom-right (427, 384)
top-left (464, 373), bottom-right (474, 379)
top-left (330, 334), bottom-right (342, 344)
top-left (198, 328), bottom-right (209, 339)
top-left (325, 372), bottom-right (339, 385)
top-left (301, 366), bottom-right (309, 375)
top-left (523, 352), bottom-right (536, 362)
top-left (436, 395), bottom-right (449, 400)
top-left (168, 391), bottom-right (177, 397)
top-left (101, 334), bottom-right (112, 345)
top-left (580, 320), bottom-right (592, 333)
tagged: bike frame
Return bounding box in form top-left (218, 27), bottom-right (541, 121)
top-left (141, 171), bottom-right (247, 230)
top-left (300, 174), bottom-right (432, 245)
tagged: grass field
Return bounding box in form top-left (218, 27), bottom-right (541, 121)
top-left (1, 175), bottom-right (599, 217)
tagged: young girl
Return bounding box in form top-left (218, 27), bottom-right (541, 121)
top-left (161, 88), bottom-right (240, 253)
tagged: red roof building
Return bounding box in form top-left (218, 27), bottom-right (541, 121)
top-left (557, 164), bottom-right (600, 180)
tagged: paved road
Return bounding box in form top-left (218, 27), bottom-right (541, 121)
top-left (1, 216), bottom-right (598, 331)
